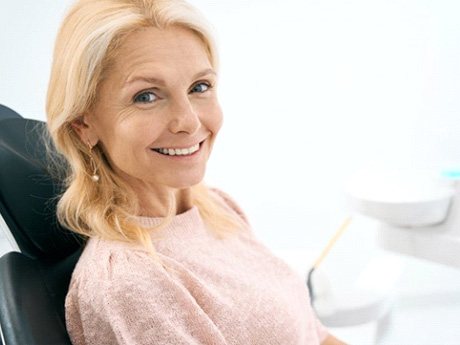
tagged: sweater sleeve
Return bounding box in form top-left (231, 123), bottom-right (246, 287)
top-left (65, 249), bottom-right (228, 345)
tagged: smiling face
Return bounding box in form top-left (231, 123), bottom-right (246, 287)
top-left (73, 26), bottom-right (222, 214)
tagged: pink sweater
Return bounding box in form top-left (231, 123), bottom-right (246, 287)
top-left (65, 189), bottom-right (329, 344)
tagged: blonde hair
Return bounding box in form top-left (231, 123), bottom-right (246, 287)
top-left (46, 0), bottom-right (244, 263)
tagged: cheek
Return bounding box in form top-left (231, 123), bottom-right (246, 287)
top-left (95, 113), bottom-right (163, 162)
top-left (203, 102), bottom-right (223, 135)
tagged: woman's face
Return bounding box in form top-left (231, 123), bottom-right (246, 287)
top-left (74, 26), bottom-right (222, 199)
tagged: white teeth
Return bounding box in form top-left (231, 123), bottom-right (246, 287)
top-left (154, 143), bottom-right (200, 156)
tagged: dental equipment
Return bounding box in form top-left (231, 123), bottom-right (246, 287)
top-left (346, 169), bottom-right (460, 269)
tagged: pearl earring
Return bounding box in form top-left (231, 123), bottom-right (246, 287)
top-left (87, 141), bottom-right (100, 182)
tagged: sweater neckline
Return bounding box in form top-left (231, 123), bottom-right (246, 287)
top-left (135, 206), bottom-right (204, 237)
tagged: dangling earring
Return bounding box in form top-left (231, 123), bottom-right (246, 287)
top-left (87, 141), bottom-right (100, 182)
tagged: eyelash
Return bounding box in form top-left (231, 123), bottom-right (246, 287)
top-left (190, 81), bottom-right (212, 93)
top-left (133, 81), bottom-right (213, 104)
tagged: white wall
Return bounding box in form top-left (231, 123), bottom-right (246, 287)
top-left (0, 1), bottom-right (73, 120)
top-left (1, 1), bottom-right (460, 344)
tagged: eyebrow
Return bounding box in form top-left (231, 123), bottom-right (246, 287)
top-left (124, 68), bottom-right (217, 87)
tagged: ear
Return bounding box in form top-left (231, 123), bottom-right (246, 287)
top-left (71, 115), bottom-right (99, 147)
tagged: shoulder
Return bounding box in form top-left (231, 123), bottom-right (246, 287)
top-left (64, 238), bottom-right (202, 344)
top-left (208, 187), bottom-right (250, 225)
top-left (65, 237), bottom-right (178, 324)
top-left (67, 237), bottom-right (165, 295)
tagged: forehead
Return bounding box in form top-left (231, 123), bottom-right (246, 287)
top-left (110, 26), bottom-right (212, 82)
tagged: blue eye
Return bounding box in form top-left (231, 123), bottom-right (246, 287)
top-left (134, 91), bottom-right (157, 104)
top-left (191, 82), bottom-right (210, 93)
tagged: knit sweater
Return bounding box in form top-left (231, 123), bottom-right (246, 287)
top-left (65, 189), bottom-right (329, 345)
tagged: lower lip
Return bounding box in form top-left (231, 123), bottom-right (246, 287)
top-left (151, 141), bottom-right (204, 161)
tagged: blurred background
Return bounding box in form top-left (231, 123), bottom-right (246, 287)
top-left (1, 0), bottom-right (460, 344)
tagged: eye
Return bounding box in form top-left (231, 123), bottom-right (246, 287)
top-left (133, 91), bottom-right (157, 104)
top-left (190, 82), bottom-right (211, 93)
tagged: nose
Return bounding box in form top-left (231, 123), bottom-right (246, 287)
top-left (168, 97), bottom-right (200, 135)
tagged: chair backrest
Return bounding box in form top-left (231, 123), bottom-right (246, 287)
top-left (0, 118), bottom-right (82, 261)
top-left (0, 105), bottom-right (21, 121)
top-left (0, 250), bottom-right (81, 345)
top-left (0, 114), bottom-right (83, 345)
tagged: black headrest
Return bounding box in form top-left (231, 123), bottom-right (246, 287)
top-left (0, 118), bottom-right (83, 262)
top-left (0, 104), bottom-right (22, 121)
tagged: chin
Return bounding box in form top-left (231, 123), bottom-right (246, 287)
top-left (165, 172), bottom-right (206, 190)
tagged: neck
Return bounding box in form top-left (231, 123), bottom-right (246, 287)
top-left (136, 187), bottom-right (193, 217)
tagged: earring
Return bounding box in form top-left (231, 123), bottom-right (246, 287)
top-left (87, 141), bottom-right (100, 182)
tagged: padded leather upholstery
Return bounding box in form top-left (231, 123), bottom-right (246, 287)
top-left (0, 104), bottom-right (21, 121)
top-left (0, 118), bottom-right (83, 261)
top-left (0, 250), bottom-right (81, 345)
top-left (0, 115), bottom-right (84, 345)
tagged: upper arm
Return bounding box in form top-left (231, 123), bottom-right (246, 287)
top-left (66, 253), bottom-right (227, 345)
top-left (98, 275), bottom-right (224, 345)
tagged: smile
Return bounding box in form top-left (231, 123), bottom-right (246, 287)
top-left (152, 143), bottom-right (200, 156)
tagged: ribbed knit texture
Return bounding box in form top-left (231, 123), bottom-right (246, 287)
top-left (65, 189), bottom-right (329, 344)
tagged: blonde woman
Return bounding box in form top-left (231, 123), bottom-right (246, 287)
top-left (47, 0), bottom-right (346, 344)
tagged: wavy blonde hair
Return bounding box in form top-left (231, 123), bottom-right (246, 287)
top-left (46, 0), bottom-right (244, 263)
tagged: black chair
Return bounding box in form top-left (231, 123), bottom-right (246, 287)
top-left (0, 115), bottom-right (84, 345)
top-left (0, 105), bottom-right (21, 121)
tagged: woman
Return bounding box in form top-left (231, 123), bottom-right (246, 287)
top-left (47, 0), bottom-right (346, 344)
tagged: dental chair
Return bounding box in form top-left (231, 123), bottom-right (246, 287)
top-left (0, 107), bottom-right (83, 345)
top-left (0, 105), bottom-right (21, 121)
